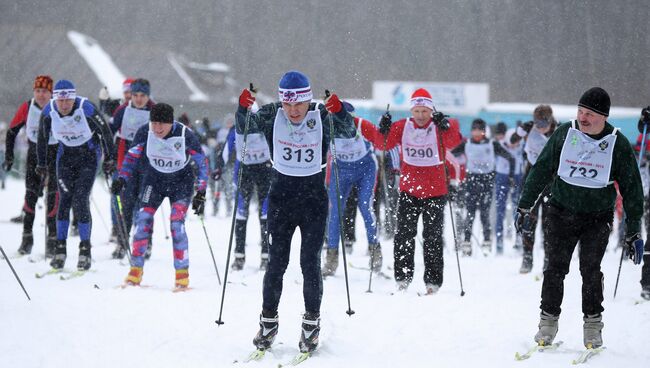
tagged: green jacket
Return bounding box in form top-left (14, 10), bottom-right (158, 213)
top-left (518, 121), bottom-right (644, 234)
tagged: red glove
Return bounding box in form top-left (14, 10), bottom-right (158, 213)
top-left (325, 93), bottom-right (342, 113)
top-left (239, 88), bottom-right (255, 109)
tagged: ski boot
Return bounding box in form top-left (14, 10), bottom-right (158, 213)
top-left (17, 232), bottom-right (34, 255)
top-left (369, 243), bottom-right (382, 272)
top-left (481, 239), bottom-right (492, 256)
top-left (111, 243), bottom-right (126, 259)
top-left (344, 239), bottom-right (354, 255)
top-left (231, 254), bottom-right (245, 271)
top-left (253, 311), bottom-right (279, 350)
top-left (77, 240), bottom-right (92, 271)
top-left (321, 248), bottom-right (339, 277)
top-left (45, 236), bottom-right (57, 259)
top-left (641, 286), bottom-right (650, 301)
top-left (10, 213), bottom-right (24, 224)
top-left (299, 312), bottom-right (320, 353)
top-left (461, 241), bottom-right (472, 256)
top-left (583, 314), bottom-right (604, 348)
top-left (396, 280), bottom-right (410, 292)
top-left (520, 251), bottom-right (533, 274)
top-left (534, 311), bottom-right (559, 346)
top-left (259, 253), bottom-right (269, 271)
top-left (496, 239), bottom-right (504, 255)
top-left (125, 266), bottom-right (143, 286)
top-left (175, 268), bottom-right (189, 289)
top-left (425, 283), bottom-right (440, 295)
top-left (144, 238), bottom-right (153, 260)
top-left (50, 240), bottom-right (67, 269)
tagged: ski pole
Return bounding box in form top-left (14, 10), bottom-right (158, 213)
top-left (216, 83), bottom-right (254, 325)
top-left (326, 90), bottom-right (355, 315)
top-left (368, 104), bottom-right (390, 293)
top-left (0, 245), bottom-right (31, 301)
top-left (614, 121), bottom-right (649, 299)
top-left (435, 111), bottom-right (466, 297)
top-left (200, 215), bottom-right (222, 285)
top-left (104, 175), bottom-right (133, 266)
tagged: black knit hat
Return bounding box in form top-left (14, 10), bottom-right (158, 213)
top-left (578, 87), bottom-right (610, 117)
top-left (495, 122), bottom-right (507, 135)
top-left (150, 103), bottom-right (174, 123)
top-left (471, 118), bottom-right (487, 131)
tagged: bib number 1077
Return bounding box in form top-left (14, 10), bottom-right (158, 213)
top-left (282, 147), bottom-right (314, 163)
top-left (569, 165), bottom-right (598, 179)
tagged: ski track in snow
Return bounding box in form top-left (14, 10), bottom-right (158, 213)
top-left (0, 177), bottom-right (648, 368)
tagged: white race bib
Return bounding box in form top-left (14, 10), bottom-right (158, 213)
top-left (26, 99), bottom-right (57, 144)
top-left (496, 140), bottom-right (523, 175)
top-left (557, 121), bottom-right (617, 188)
top-left (236, 132), bottom-right (270, 165)
top-left (118, 103), bottom-right (150, 141)
top-left (146, 124), bottom-right (189, 173)
top-left (401, 119), bottom-right (442, 167)
top-left (50, 98), bottom-right (93, 147)
top-left (272, 108), bottom-right (323, 176)
top-left (524, 128), bottom-right (549, 165)
top-left (334, 123), bottom-right (368, 162)
top-left (465, 140), bottom-right (496, 174)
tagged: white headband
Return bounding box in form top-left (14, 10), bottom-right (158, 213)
top-left (410, 97), bottom-right (434, 110)
top-left (53, 89), bottom-right (76, 100)
top-left (278, 87), bottom-right (313, 103)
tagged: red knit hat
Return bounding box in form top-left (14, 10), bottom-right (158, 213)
top-left (410, 88), bottom-right (434, 110)
top-left (33, 75), bottom-right (53, 92)
top-left (123, 78), bottom-right (135, 92)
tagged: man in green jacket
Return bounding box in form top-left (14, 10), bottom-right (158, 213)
top-left (516, 87), bottom-right (644, 349)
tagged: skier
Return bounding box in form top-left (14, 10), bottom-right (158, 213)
top-left (322, 101), bottom-right (380, 276)
top-left (214, 106), bottom-right (271, 271)
top-left (214, 115), bottom-right (235, 215)
top-left (3, 75), bottom-right (59, 257)
top-left (451, 118), bottom-right (514, 256)
top-left (510, 105), bottom-right (558, 273)
top-left (636, 106), bottom-right (650, 300)
top-left (109, 78), bottom-right (155, 259)
top-left (37, 79), bottom-right (116, 270)
top-left (112, 103), bottom-right (209, 289)
top-left (369, 88), bottom-right (460, 294)
top-left (494, 126), bottom-right (524, 254)
top-left (237, 71), bottom-right (355, 354)
top-left (517, 87), bottom-right (644, 348)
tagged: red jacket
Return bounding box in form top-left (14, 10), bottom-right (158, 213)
top-left (367, 117), bottom-right (460, 198)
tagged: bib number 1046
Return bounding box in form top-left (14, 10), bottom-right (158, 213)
top-left (282, 147), bottom-right (314, 163)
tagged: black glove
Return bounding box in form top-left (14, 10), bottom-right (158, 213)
top-left (432, 111), bottom-right (450, 131)
top-left (102, 160), bottom-right (116, 176)
top-left (514, 207), bottom-right (536, 237)
top-left (379, 112), bottom-right (392, 135)
top-left (111, 177), bottom-right (126, 195)
top-left (2, 158), bottom-right (13, 172)
top-left (35, 165), bottom-right (48, 178)
top-left (211, 167), bottom-right (222, 181)
top-left (625, 232), bottom-right (645, 265)
top-left (638, 106), bottom-right (650, 133)
top-left (192, 190), bottom-right (206, 216)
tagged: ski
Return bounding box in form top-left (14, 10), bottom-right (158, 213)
top-left (514, 341), bottom-right (563, 361)
top-left (28, 254), bottom-right (47, 263)
top-left (243, 349), bottom-right (267, 362)
top-left (59, 270), bottom-right (94, 280)
top-left (278, 352), bottom-right (310, 367)
top-left (35, 268), bottom-right (66, 278)
top-left (347, 263), bottom-right (392, 279)
top-left (571, 346), bottom-right (605, 364)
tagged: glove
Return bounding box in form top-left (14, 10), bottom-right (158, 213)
top-left (638, 106), bottom-right (650, 133)
top-left (111, 177), bottom-right (126, 195)
top-left (379, 112), bottom-right (392, 135)
top-left (192, 190), bottom-right (206, 216)
top-left (211, 167), bottom-right (222, 181)
top-left (239, 88), bottom-right (256, 109)
top-left (625, 232), bottom-right (645, 265)
top-left (514, 208), bottom-right (536, 236)
top-left (35, 165), bottom-right (48, 178)
top-left (432, 112), bottom-right (450, 131)
top-left (2, 158), bottom-right (13, 172)
top-left (102, 160), bottom-right (116, 176)
top-left (324, 93), bottom-right (342, 114)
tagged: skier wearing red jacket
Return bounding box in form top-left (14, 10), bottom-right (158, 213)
top-left (368, 88), bottom-right (460, 294)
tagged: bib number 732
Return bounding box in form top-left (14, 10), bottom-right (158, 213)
top-left (282, 147), bottom-right (314, 163)
top-left (569, 165), bottom-right (598, 179)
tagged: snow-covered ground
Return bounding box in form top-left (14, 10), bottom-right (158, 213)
top-left (1, 176), bottom-right (648, 368)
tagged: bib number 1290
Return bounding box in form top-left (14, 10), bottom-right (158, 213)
top-left (282, 147), bottom-right (314, 163)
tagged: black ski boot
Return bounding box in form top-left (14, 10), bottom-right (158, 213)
top-left (253, 311), bottom-right (279, 350)
top-left (45, 236), bottom-right (57, 259)
top-left (299, 312), bottom-right (321, 353)
top-left (641, 286), bottom-right (650, 301)
top-left (77, 240), bottom-right (92, 271)
top-left (18, 233), bottom-right (34, 255)
top-left (231, 254), bottom-right (245, 271)
top-left (10, 212), bottom-right (24, 224)
top-left (50, 240), bottom-right (67, 269)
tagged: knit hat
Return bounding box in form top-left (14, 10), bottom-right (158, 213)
top-left (533, 104), bottom-right (555, 128)
top-left (278, 71), bottom-right (312, 103)
top-left (33, 75), bottom-right (53, 92)
top-left (123, 78), bottom-right (135, 92)
top-left (53, 79), bottom-right (76, 100)
top-left (410, 88), bottom-right (434, 110)
top-left (495, 122), bottom-right (507, 135)
top-left (150, 103), bottom-right (174, 124)
top-left (578, 87), bottom-right (610, 117)
top-left (471, 118), bottom-right (487, 131)
top-left (130, 78), bottom-right (151, 95)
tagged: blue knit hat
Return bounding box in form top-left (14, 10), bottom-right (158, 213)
top-left (278, 70), bottom-right (312, 103)
top-left (53, 79), bottom-right (76, 100)
top-left (130, 78), bottom-right (151, 95)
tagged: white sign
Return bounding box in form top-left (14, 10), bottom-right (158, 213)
top-left (372, 81), bottom-right (489, 114)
